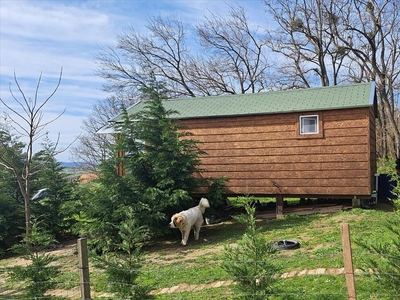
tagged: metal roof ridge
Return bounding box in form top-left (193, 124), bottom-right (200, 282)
top-left (163, 82), bottom-right (373, 102)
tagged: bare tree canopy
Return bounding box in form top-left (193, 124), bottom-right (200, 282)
top-left (95, 4), bottom-right (270, 98)
top-left (195, 5), bottom-right (270, 94)
top-left (332, 0), bottom-right (400, 158)
top-left (96, 16), bottom-right (196, 98)
top-left (264, 0), bottom-right (348, 88)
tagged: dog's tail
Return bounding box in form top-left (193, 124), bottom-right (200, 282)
top-left (199, 198), bottom-right (210, 214)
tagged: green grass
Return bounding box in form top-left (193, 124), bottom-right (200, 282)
top-left (1, 202), bottom-right (398, 299)
top-left (136, 203), bottom-right (397, 299)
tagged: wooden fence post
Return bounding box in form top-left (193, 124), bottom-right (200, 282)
top-left (78, 238), bottom-right (91, 300)
top-left (340, 223), bottom-right (357, 300)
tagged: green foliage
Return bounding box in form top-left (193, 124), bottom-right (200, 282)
top-left (221, 197), bottom-right (277, 299)
top-left (0, 130), bottom-right (74, 251)
top-left (8, 220), bottom-right (60, 298)
top-left (121, 77), bottom-right (206, 226)
top-left (66, 180), bottom-right (129, 252)
top-left (75, 76), bottom-right (210, 251)
top-left (0, 194), bottom-right (24, 256)
top-left (361, 208), bottom-right (400, 291)
top-left (94, 207), bottom-right (153, 299)
top-left (0, 128), bottom-right (26, 253)
top-left (31, 139), bottom-right (75, 236)
top-left (361, 158), bottom-right (400, 291)
top-left (205, 177), bottom-right (229, 218)
top-left (377, 157), bottom-right (397, 175)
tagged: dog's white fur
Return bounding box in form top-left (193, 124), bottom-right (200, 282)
top-left (169, 198), bottom-right (210, 246)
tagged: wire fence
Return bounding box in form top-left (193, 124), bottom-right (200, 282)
top-left (1, 220), bottom-right (400, 299)
top-left (1, 250), bottom-right (400, 299)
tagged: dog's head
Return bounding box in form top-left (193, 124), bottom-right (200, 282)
top-left (169, 214), bottom-right (184, 228)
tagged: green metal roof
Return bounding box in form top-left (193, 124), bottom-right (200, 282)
top-left (110, 82), bottom-right (376, 122)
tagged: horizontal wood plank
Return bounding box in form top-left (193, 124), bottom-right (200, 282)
top-left (202, 161), bottom-right (370, 172)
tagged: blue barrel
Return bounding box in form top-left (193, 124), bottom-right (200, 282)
top-left (378, 174), bottom-right (397, 200)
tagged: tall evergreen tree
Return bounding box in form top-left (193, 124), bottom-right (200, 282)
top-left (116, 77), bottom-right (206, 235)
top-left (0, 127), bottom-right (26, 253)
top-left (74, 77), bottom-right (207, 251)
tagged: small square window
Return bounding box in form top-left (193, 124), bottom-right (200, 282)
top-left (300, 115), bottom-right (318, 134)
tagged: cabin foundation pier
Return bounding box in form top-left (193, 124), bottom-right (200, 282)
top-left (352, 196), bottom-right (361, 208)
top-left (276, 195), bottom-right (284, 219)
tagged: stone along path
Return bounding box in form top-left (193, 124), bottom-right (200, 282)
top-left (149, 267), bottom-right (362, 295)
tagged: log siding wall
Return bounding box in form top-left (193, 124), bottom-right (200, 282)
top-left (179, 107), bottom-right (376, 198)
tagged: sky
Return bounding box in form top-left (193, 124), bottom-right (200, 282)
top-left (0, 0), bottom-right (267, 162)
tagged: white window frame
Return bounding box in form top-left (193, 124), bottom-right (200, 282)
top-left (299, 115), bottom-right (319, 135)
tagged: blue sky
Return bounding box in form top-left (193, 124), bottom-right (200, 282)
top-left (0, 0), bottom-right (266, 162)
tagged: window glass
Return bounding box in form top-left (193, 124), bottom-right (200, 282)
top-left (300, 115), bottom-right (318, 134)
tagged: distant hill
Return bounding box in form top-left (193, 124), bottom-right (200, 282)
top-left (60, 162), bottom-right (81, 168)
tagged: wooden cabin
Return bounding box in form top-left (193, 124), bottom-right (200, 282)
top-left (109, 82), bottom-right (377, 216)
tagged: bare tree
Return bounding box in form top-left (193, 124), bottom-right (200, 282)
top-left (96, 16), bottom-right (198, 98)
top-left (78, 4), bottom-right (272, 165)
top-left (0, 70), bottom-right (66, 238)
top-left (329, 0), bottom-right (400, 158)
top-left (96, 4), bottom-right (270, 97)
top-left (196, 5), bottom-right (270, 94)
top-left (264, 0), bottom-right (348, 88)
top-left (71, 93), bottom-right (136, 173)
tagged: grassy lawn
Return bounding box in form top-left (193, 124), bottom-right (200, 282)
top-left (136, 202), bottom-right (396, 299)
top-left (0, 202), bottom-right (397, 299)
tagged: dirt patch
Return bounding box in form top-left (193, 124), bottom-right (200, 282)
top-left (143, 222), bottom-right (239, 264)
top-left (146, 242), bottom-right (225, 265)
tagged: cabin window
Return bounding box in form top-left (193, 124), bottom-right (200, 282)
top-left (300, 115), bottom-right (318, 134)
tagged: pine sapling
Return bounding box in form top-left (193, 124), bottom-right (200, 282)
top-left (222, 198), bottom-right (277, 299)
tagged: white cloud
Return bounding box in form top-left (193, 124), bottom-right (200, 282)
top-left (0, 0), bottom-right (112, 163)
top-left (1, 1), bottom-right (113, 44)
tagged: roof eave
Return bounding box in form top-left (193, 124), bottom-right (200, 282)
top-left (172, 105), bottom-right (374, 120)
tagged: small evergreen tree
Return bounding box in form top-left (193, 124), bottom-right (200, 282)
top-left (94, 206), bottom-right (153, 299)
top-left (8, 219), bottom-right (60, 298)
top-left (222, 198), bottom-right (277, 299)
top-left (362, 158), bottom-right (400, 290)
top-left (0, 194), bottom-right (23, 256)
top-left (31, 137), bottom-right (74, 236)
top-left (74, 76), bottom-right (208, 250)
top-left (71, 178), bottom-right (135, 252)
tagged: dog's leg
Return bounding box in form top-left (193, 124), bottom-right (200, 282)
top-left (181, 230), bottom-right (189, 246)
top-left (194, 218), bottom-right (204, 240)
top-left (194, 224), bottom-right (201, 240)
top-left (194, 229), bottom-right (200, 240)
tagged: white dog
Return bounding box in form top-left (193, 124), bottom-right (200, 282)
top-left (169, 198), bottom-right (210, 246)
